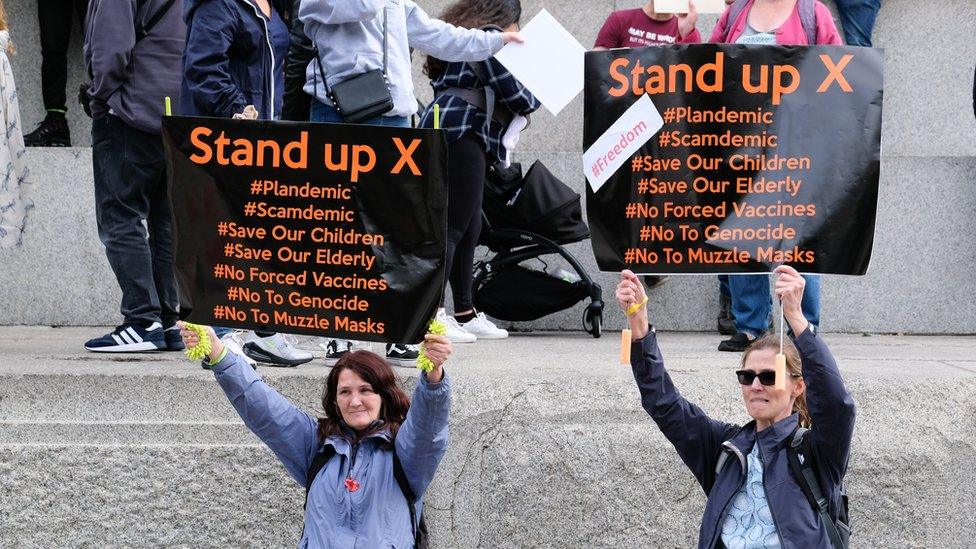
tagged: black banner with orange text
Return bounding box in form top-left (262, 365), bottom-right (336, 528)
top-left (583, 45), bottom-right (883, 274)
top-left (163, 117), bottom-right (447, 344)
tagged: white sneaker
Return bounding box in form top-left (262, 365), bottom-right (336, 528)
top-left (436, 308), bottom-right (476, 343)
top-left (218, 332), bottom-right (257, 368)
top-left (461, 312), bottom-right (509, 339)
top-left (243, 333), bottom-right (314, 367)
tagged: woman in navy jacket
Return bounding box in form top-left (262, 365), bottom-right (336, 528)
top-left (181, 0), bottom-right (290, 120)
top-left (618, 265), bottom-right (855, 548)
top-left (179, 0), bottom-right (315, 368)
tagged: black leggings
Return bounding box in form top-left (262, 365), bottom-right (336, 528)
top-left (444, 133), bottom-right (487, 313)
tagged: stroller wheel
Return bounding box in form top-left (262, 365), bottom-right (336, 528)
top-left (583, 304), bottom-right (602, 338)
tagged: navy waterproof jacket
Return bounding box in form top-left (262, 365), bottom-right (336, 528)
top-left (180, 0), bottom-right (287, 119)
top-left (630, 328), bottom-right (855, 548)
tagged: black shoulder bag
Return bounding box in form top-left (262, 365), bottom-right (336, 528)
top-left (313, 7), bottom-right (394, 123)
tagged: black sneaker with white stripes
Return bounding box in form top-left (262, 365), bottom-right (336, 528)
top-left (385, 343), bottom-right (419, 367)
top-left (164, 323), bottom-right (185, 351)
top-left (84, 323), bottom-right (166, 353)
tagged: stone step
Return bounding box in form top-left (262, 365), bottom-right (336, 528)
top-left (1, 328), bottom-right (975, 547)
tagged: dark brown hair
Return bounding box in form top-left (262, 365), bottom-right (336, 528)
top-left (742, 335), bottom-right (811, 428)
top-left (423, 0), bottom-right (522, 78)
top-left (317, 350), bottom-right (411, 441)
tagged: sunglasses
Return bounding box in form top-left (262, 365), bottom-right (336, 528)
top-left (735, 369), bottom-right (801, 386)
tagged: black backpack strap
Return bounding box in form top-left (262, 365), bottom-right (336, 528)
top-left (304, 445), bottom-right (336, 510)
top-left (392, 449), bottom-right (428, 548)
top-left (787, 428), bottom-right (847, 549)
top-left (136, 0), bottom-right (178, 41)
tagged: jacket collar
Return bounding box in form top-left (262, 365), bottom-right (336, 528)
top-left (326, 420), bottom-right (392, 453)
top-left (729, 413), bottom-right (800, 456)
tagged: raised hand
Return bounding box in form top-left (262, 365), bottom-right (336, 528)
top-left (773, 265), bottom-right (809, 336)
top-left (615, 270), bottom-right (650, 340)
top-left (677, 0), bottom-right (699, 38)
top-left (501, 32), bottom-right (524, 44)
top-left (422, 334), bottom-right (452, 383)
top-left (179, 322), bottom-right (224, 362)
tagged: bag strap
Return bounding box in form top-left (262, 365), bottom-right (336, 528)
top-left (722, 0), bottom-right (751, 42)
top-left (392, 449), bottom-right (423, 548)
top-left (787, 428), bottom-right (846, 549)
top-left (798, 0), bottom-right (817, 45)
top-left (314, 7), bottom-right (387, 99)
top-left (304, 445), bottom-right (336, 510)
top-left (381, 6), bottom-right (388, 75)
top-left (136, 0), bottom-right (178, 41)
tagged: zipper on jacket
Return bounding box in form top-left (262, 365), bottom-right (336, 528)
top-left (241, 0), bottom-right (276, 119)
top-left (349, 440), bottom-right (361, 472)
top-left (710, 458), bottom-right (743, 548)
top-left (347, 440), bottom-right (361, 532)
top-left (758, 443), bottom-right (786, 547)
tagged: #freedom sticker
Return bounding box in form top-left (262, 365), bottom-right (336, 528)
top-left (582, 94), bottom-right (664, 193)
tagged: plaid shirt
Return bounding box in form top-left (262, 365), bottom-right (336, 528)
top-left (419, 56), bottom-right (540, 164)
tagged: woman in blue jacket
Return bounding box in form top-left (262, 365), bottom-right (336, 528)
top-left (179, 323), bottom-right (453, 548)
top-left (617, 265), bottom-right (855, 548)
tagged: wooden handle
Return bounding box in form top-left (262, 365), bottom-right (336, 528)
top-left (774, 353), bottom-right (787, 391)
top-left (620, 329), bottom-right (632, 364)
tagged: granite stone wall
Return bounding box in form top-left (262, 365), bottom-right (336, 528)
top-left (3, 0), bottom-right (974, 333)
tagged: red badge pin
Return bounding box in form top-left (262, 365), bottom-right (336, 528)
top-left (344, 477), bottom-right (361, 492)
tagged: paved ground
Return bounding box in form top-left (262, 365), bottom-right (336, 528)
top-left (2, 326), bottom-right (975, 379)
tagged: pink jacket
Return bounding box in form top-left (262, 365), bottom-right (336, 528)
top-left (709, 0), bottom-right (842, 46)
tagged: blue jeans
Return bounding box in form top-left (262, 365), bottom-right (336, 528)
top-left (728, 274), bottom-right (821, 337)
top-left (833, 0), bottom-right (881, 47)
top-left (309, 101), bottom-right (409, 127)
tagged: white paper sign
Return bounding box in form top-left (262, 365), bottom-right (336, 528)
top-left (494, 9), bottom-right (585, 116)
top-left (654, 0), bottom-right (728, 14)
top-left (582, 94), bottom-right (664, 193)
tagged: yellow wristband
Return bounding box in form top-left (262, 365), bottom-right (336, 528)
top-left (206, 347), bottom-right (229, 367)
top-left (626, 296), bottom-right (648, 316)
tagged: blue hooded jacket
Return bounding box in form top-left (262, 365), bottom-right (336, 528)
top-left (630, 328), bottom-right (855, 548)
top-left (209, 351), bottom-right (451, 548)
top-left (180, 0), bottom-right (289, 119)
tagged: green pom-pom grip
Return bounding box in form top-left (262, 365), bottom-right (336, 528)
top-left (182, 322), bottom-right (213, 361)
top-left (416, 319), bottom-right (446, 373)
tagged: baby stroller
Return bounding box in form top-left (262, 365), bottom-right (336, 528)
top-left (472, 161), bottom-right (604, 337)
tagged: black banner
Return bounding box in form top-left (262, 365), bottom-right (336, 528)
top-left (584, 45), bottom-right (883, 274)
top-left (163, 117), bottom-right (448, 344)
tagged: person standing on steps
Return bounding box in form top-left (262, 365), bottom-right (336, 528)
top-left (299, 0), bottom-right (523, 365)
top-left (82, 0), bottom-right (186, 353)
top-left (180, 0), bottom-right (314, 367)
top-left (23, 0), bottom-right (89, 147)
